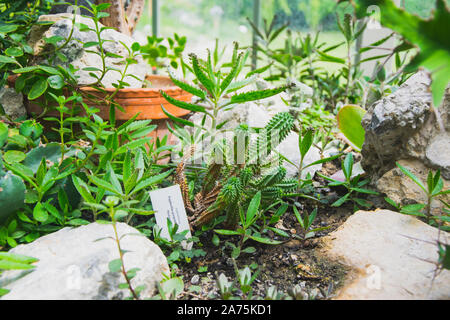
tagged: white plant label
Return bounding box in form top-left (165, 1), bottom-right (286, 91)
top-left (149, 185), bottom-right (192, 250)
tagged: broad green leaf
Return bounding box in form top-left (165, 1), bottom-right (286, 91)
top-left (33, 202), bottom-right (48, 222)
top-left (0, 252), bottom-right (38, 264)
top-left (0, 25), bottom-right (18, 33)
top-left (0, 260), bottom-right (35, 270)
top-left (28, 78), bottom-right (48, 100)
top-left (161, 277), bottom-right (184, 297)
top-left (342, 153), bottom-right (354, 181)
top-left (0, 55), bottom-right (18, 64)
top-left (48, 75), bottom-right (64, 89)
top-left (5, 47), bottom-right (23, 57)
top-left (337, 105), bottom-right (366, 152)
top-left (108, 259), bottom-right (122, 273)
top-left (3, 150), bottom-right (26, 164)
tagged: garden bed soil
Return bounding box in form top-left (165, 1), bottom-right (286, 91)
top-left (174, 203), bottom-right (354, 300)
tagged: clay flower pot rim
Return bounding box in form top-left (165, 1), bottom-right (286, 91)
top-left (9, 74), bottom-right (193, 120)
top-left (78, 74), bottom-right (180, 93)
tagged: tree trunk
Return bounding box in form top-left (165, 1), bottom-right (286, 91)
top-left (96, 0), bottom-right (145, 35)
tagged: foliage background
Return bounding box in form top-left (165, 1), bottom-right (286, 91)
top-left (134, 0), bottom-right (441, 58)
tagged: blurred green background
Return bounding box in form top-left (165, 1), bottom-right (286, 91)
top-left (134, 0), bottom-right (440, 53)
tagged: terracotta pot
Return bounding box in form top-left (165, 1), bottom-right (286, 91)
top-left (22, 74), bottom-right (192, 146)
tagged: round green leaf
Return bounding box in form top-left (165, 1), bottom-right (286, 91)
top-left (3, 150), bottom-right (26, 164)
top-left (5, 47), bottom-right (23, 57)
top-left (337, 105), bottom-right (366, 152)
top-left (108, 259), bottom-right (122, 273)
top-left (33, 202), bottom-right (48, 222)
top-left (47, 75), bottom-right (64, 90)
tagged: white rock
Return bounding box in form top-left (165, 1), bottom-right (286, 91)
top-left (0, 222), bottom-right (169, 300)
top-left (322, 210), bottom-right (450, 300)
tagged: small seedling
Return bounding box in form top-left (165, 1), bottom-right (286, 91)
top-left (292, 206), bottom-right (330, 239)
top-left (318, 153), bottom-right (379, 209)
top-left (395, 162), bottom-right (449, 222)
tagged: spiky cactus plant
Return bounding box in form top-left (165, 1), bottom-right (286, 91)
top-left (176, 112), bottom-right (297, 229)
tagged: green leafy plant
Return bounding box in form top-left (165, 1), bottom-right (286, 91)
top-left (100, 196), bottom-right (145, 300)
top-left (291, 128), bottom-right (341, 181)
top-left (353, 0), bottom-right (450, 108)
top-left (150, 218), bottom-right (206, 267)
top-left (214, 192), bottom-right (283, 260)
top-left (161, 42), bottom-right (293, 142)
top-left (388, 163), bottom-right (449, 223)
top-left (0, 251), bottom-right (38, 297)
top-left (215, 264), bottom-right (260, 300)
top-left (156, 274), bottom-right (185, 300)
top-left (292, 206), bottom-right (330, 239)
top-left (318, 153), bottom-right (379, 209)
top-left (175, 112), bottom-right (298, 229)
top-left (0, 1), bottom-right (179, 250)
top-left (140, 33), bottom-right (187, 75)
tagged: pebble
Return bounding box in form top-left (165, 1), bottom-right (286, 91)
top-left (191, 275), bottom-right (200, 285)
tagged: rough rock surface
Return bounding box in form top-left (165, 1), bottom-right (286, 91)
top-left (321, 210), bottom-right (450, 300)
top-left (362, 70), bottom-right (450, 180)
top-left (377, 159), bottom-right (450, 214)
top-left (28, 14), bottom-right (149, 88)
top-left (0, 222), bottom-right (169, 300)
top-left (361, 70), bottom-right (450, 209)
top-left (0, 88), bottom-right (25, 120)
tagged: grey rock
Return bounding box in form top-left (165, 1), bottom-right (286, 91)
top-left (0, 222), bottom-right (169, 300)
top-left (377, 159), bottom-right (449, 214)
top-left (361, 70), bottom-right (450, 206)
top-left (361, 70), bottom-right (435, 179)
top-left (28, 14), bottom-right (149, 88)
top-left (426, 133), bottom-right (450, 179)
top-left (0, 88), bottom-right (25, 120)
top-left (322, 210), bottom-right (450, 300)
